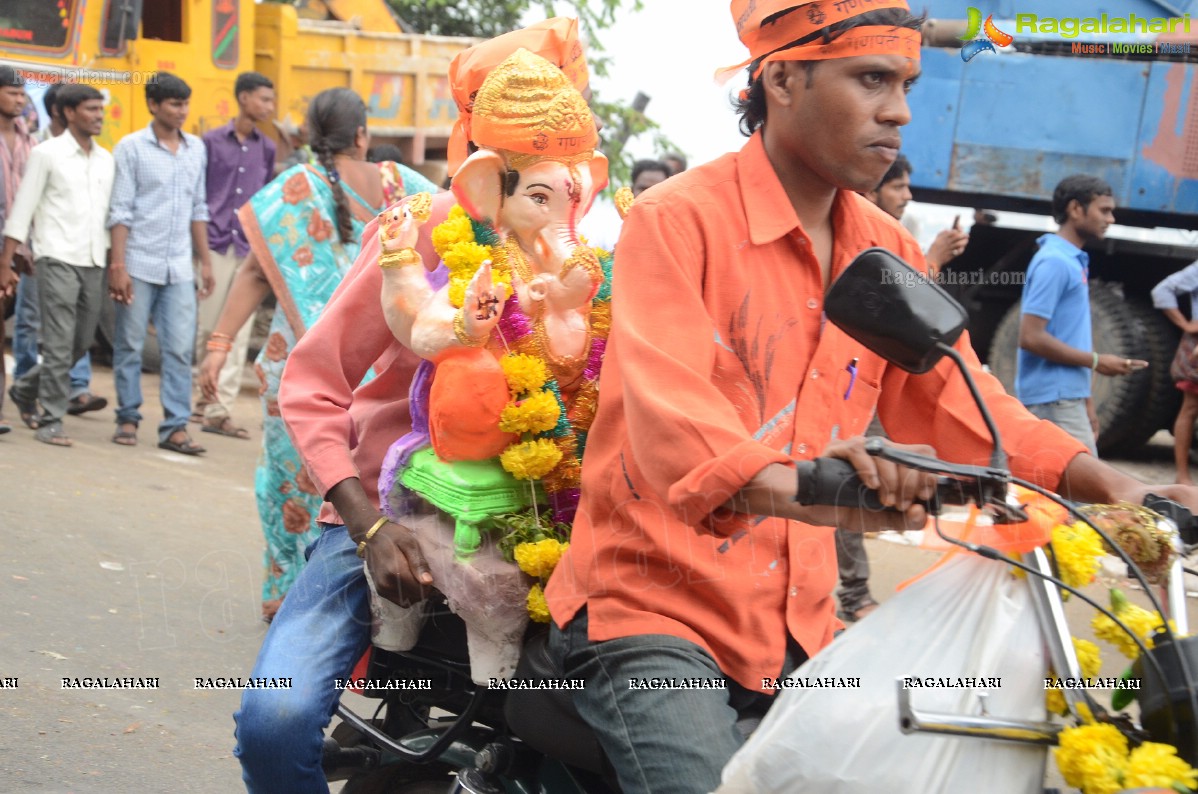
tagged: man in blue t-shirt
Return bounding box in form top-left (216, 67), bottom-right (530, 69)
top-left (1016, 174), bottom-right (1146, 455)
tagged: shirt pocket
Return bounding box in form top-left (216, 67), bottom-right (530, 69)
top-left (832, 366), bottom-right (881, 440)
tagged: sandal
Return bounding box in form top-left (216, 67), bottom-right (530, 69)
top-left (837, 600), bottom-right (880, 624)
top-left (158, 432), bottom-right (206, 456)
top-left (67, 393), bottom-right (109, 416)
top-left (0, 420), bottom-right (11, 435)
top-left (201, 416), bottom-right (251, 440)
top-left (112, 423), bottom-right (139, 446)
top-left (34, 423), bottom-right (73, 447)
top-left (8, 386), bottom-right (39, 429)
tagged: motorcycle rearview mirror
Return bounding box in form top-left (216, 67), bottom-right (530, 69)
top-left (824, 248), bottom-right (967, 374)
top-left (825, 248), bottom-right (1006, 471)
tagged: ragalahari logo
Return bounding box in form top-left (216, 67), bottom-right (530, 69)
top-left (960, 7), bottom-right (1013, 61)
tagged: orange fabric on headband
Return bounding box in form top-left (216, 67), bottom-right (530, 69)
top-left (719, 0), bottom-right (917, 83)
top-left (447, 18), bottom-right (589, 175)
top-left (758, 26), bottom-right (920, 68)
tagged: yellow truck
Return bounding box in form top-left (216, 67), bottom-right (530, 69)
top-left (0, 0), bottom-right (473, 171)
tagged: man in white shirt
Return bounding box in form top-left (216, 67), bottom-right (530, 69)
top-left (1, 84), bottom-right (115, 447)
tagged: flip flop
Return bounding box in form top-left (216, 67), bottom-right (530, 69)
top-left (201, 417), bottom-right (251, 440)
top-left (0, 421), bottom-right (11, 435)
top-left (67, 393), bottom-right (109, 416)
top-left (34, 423), bottom-right (73, 447)
top-left (158, 434), bottom-right (206, 456)
top-left (7, 386), bottom-right (39, 429)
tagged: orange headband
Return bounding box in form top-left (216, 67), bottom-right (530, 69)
top-left (718, 0), bottom-right (919, 83)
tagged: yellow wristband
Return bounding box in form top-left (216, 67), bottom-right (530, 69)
top-left (379, 247), bottom-right (422, 269)
top-left (1092, 351), bottom-right (1099, 371)
top-left (356, 516), bottom-right (390, 558)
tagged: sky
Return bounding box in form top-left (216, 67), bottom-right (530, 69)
top-left (575, 1), bottom-right (751, 168)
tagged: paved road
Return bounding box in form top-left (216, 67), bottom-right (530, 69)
top-left (0, 364), bottom-right (1192, 792)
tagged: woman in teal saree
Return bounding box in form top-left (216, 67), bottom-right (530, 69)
top-left (199, 88), bottom-right (437, 619)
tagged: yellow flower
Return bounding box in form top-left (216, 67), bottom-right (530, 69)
top-left (448, 278), bottom-right (468, 309)
top-left (499, 390), bottom-right (562, 434)
top-left (1045, 686), bottom-right (1066, 717)
top-left (442, 240), bottom-right (492, 278)
top-left (527, 583), bottom-right (551, 623)
top-left (1092, 590), bottom-right (1173, 659)
top-left (1125, 741), bottom-right (1198, 789)
top-left (501, 354), bottom-right (549, 395)
top-left (514, 538), bottom-right (569, 579)
top-left (1052, 520), bottom-right (1104, 589)
top-left (431, 207), bottom-right (473, 257)
top-left (1046, 638), bottom-right (1103, 715)
top-left (1074, 638), bottom-right (1102, 678)
top-left (500, 438), bottom-right (563, 480)
top-left (1054, 723), bottom-right (1128, 794)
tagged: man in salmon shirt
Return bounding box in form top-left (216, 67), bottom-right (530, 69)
top-left (542, 3), bottom-right (1198, 792)
top-left (231, 19), bottom-right (592, 792)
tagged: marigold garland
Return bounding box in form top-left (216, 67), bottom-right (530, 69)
top-left (514, 538), bottom-right (568, 578)
top-left (1054, 722), bottom-right (1129, 794)
top-left (500, 353), bottom-right (549, 395)
top-left (1091, 588), bottom-right (1174, 659)
top-left (499, 438), bottom-right (563, 480)
top-left (431, 205), bottom-right (513, 309)
top-left (1046, 638), bottom-right (1102, 716)
top-left (1125, 742), bottom-right (1198, 789)
top-left (429, 205), bottom-right (613, 623)
top-left (499, 390), bottom-right (561, 434)
top-left (1051, 520), bottom-right (1105, 589)
top-left (527, 583), bottom-right (551, 623)
top-left (1042, 510), bottom-right (1195, 793)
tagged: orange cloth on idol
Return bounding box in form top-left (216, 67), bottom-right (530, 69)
top-left (543, 131), bottom-right (1088, 693)
top-left (447, 18), bottom-right (589, 175)
top-left (718, 0), bottom-right (921, 82)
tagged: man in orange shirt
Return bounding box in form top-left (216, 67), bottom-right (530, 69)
top-left (543, 4), bottom-right (1198, 793)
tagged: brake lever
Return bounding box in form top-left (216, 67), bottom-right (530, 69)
top-left (1143, 493), bottom-right (1198, 545)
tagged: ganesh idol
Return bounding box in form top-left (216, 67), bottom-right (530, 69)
top-left (369, 49), bottom-right (613, 683)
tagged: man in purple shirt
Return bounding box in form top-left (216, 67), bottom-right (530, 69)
top-left (194, 72), bottom-right (276, 439)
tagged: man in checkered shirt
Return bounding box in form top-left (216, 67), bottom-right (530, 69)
top-left (107, 72), bottom-right (214, 456)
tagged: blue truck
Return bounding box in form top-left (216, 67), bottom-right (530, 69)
top-left (904, 0), bottom-right (1198, 453)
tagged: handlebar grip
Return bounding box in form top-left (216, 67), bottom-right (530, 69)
top-left (794, 457), bottom-right (890, 511)
top-left (795, 457), bottom-right (976, 512)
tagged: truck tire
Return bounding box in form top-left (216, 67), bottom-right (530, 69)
top-left (986, 282), bottom-right (1173, 455)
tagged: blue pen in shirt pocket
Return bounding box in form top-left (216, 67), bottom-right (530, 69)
top-left (844, 357), bottom-right (859, 400)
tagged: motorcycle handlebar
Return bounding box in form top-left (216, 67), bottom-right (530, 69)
top-left (794, 456), bottom-right (976, 513)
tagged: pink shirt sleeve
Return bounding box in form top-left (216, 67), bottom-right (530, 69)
top-left (278, 191), bottom-right (453, 514)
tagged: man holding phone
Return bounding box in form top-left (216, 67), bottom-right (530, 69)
top-left (1017, 174), bottom-right (1147, 455)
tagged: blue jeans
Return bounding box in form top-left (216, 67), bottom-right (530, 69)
top-left (13, 272), bottom-right (93, 397)
top-left (234, 525), bottom-right (371, 793)
top-left (550, 610), bottom-right (794, 794)
top-left (113, 276), bottom-right (197, 442)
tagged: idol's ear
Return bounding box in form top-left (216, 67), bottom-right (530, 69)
top-left (451, 149), bottom-right (507, 226)
top-left (579, 151), bottom-right (609, 217)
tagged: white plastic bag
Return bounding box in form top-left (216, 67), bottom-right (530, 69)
top-left (717, 555), bottom-right (1048, 794)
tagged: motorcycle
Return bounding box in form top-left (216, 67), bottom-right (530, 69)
top-left (322, 249), bottom-right (1198, 793)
